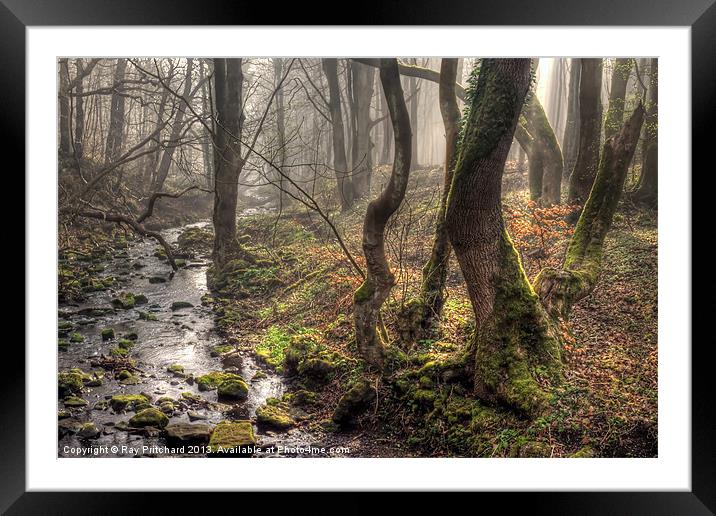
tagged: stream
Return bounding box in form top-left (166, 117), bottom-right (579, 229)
top-left (58, 221), bottom-right (323, 457)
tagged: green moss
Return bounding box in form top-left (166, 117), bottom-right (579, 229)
top-left (208, 421), bottom-right (256, 455)
top-left (117, 369), bottom-right (139, 384)
top-left (167, 364), bottom-right (185, 374)
top-left (196, 371), bottom-right (244, 392)
top-left (63, 395), bottom-right (88, 407)
top-left (297, 358), bottom-right (335, 385)
top-left (256, 402), bottom-right (294, 430)
top-left (58, 339), bottom-right (70, 351)
top-left (217, 377), bottom-right (249, 400)
top-left (129, 407), bottom-right (169, 428)
top-left (332, 378), bottom-right (376, 427)
top-left (101, 328), bottom-right (115, 340)
top-left (58, 370), bottom-right (84, 397)
top-left (570, 446), bottom-right (595, 458)
top-left (138, 311), bottom-right (158, 321)
top-left (110, 347), bottom-right (129, 357)
top-left (110, 394), bottom-right (150, 412)
top-left (117, 338), bottom-right (134, 350)
top-left (353, 279), bottom-right (375, 304)
top-left (124, 332), bottom-right (138, 341)
top-left (112, 292), bottom-right (136, 309)
top-left (69, 332), bottom-right (84, 343)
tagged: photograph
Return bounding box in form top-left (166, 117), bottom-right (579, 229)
top-left (55, 56), bottom-right (659, 459)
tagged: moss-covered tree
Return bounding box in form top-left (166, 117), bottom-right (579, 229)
top-left (413, 58), bottom-right (461, 333)
top-left (567, 58), bottom-right (603, 205)
top-left (515, 92), bottom-right (564, 205)
top-left (603, 58), bottom-right (633, 141)
top-left (212, 58), bottom-right (244, 267)
top-left (353, 58), bottom-right (412, 370)
top-left (535, 103), bottom-right (645, 318)
top-left (445, 59), bottom-right (562, 416)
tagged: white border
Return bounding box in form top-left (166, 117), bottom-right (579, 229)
top-left (27, 27), bottom-right (690, 491)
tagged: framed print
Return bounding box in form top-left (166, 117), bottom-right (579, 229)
top-left (5, 0), bottom-right (715, 512)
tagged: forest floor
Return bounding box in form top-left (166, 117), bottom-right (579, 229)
top-left (56, 165), bottom-right (657, 458)
top-left (203, 165), bottom-right (658, 458)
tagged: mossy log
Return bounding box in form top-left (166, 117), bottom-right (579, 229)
top-left (535, 103), bottom-right (645, 318)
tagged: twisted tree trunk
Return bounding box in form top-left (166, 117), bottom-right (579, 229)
top-left (416, 58), bottom-right (461, 332)
top-left (353, 58), bottom-right (412, 370)
top-left (445, 59), bottom-right (561, 417)
top-left (536, 103), bottom-right (645, 318)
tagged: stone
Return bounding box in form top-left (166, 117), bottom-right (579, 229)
top-left (256, 404), bottom-right (294, 431)
top-left (165, 423), bottom-right (212, 444)
top-left (332, 378), bottom-right (376, 427)
top-left (128, 407), bottom-right (169, 428)
top-left (208, 421), bottom-right (256, 456)
top-left (217, 378), bottom-right (249, 400)
top-left (171, 301), bottom-right (194, 310)
top-left (187, 410), bottom-right (208, 421)
top-left (63, 395), bottom-right (89, 407)
top-left (78, 422), bottom-right (101, 439)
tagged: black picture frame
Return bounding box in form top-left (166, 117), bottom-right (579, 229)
top-left (5, 0), bottom-right (714, 513)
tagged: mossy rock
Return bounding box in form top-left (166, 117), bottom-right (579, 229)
top-left (171, 301), bottom-right (194, 311)
top-left (69, 332), bottom-right (84, 343)
top-left (58, 320), bottom-right (73, 331)
top-left (78, 422), bottom-right (101, 439)
top-left (58, 369), bottom-right (85, 398)
top-left (286, 389), bottom-right (318, 407)
top-left (63, 395), bottom-right (89, 407)
top-left (217, 378), bottom-right (249, 400)
top-left (167, 364), bottom-right (185, 375)
top-left (110, 394), bottom-right (150, 412)
top-left (181, 391), bottom-right (202, 403)
top-left (332, 378), bottom-right (376, 427)
top-left (93, 400), bottom-right (109, 411)
top-left (129, 407), bottom-right (169, 428)
top-left (58, 339), bottom-right (70, 351)
top-left (570, 446), bottom-right (595, 458)
top-left (117, 370), bottom-right (140, 385)
top-left (117, 338), bottom-right (135, 350)
top-left (297, 358), bottom-right (335, 386)
top-left (196, 371), bottom-right (244, 391)
top-left (149, 276), bottom-right (167, 284)
top-left (134, 294), bottom-right (149, 305)
top-left (174, 259), bottom-right (187, 268)
top-left (110, 347), bottom-right (129, 357)
top-left (256, 402), bottom-right (294, 431)
top-left (208, 421), bottom-right (255, 456)
top-left (112, 293), bottom-right (136, 309)
top-left (165, 423), bottom-right (212, 444)
top-left (251, 370), bottom-right (267, 381)
top-left (124, 332), bottom-right (139, 341)
top-left (101, 328), bottom-right (115, 340)
top-left (138, 311), bottom-right (158, 321)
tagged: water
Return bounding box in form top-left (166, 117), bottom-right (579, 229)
top-left (58, 221), bottom-right (321, 457)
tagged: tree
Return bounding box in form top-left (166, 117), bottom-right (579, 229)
top-left (104, 59), bottom-right (128, 165)
top-left (212, 58), bottom-right (245, 266)
top-left (445, 58), bottom-right (561, 416)
top-left (567, 58), bottom-right (603, 205)
top-left (58, 59), bottom-right (71, 154)
top-left (349, 61), bottom-right (376, 198)
top-left (536, 103), bottom-right (645, 318)
top-left (633, 58), bottom-right (658, 206)
top-left (414, 58), bottom-right (460, 332)
top-left (515, 90), bottom-right (564, 205)
top-left (353, 58), bottom-right (412, 370)
top-left (603, 58), bottom-right (633, 140)
top-left (562, 59), bottom-right (581, 176)
top-left (321, 58), bottom-right (354, 211)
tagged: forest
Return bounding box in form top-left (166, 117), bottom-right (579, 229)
top-left (57, 56), bottom-right (658, 458)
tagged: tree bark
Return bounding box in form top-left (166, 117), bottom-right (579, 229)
top-left (445, 59), bottom-right (561, 416)
top-left (408, 59), bottom-right (419, 170)
top-left (562, 59), bottom-right (581, 182)
top-left (633, 58), bottom-right (658, 206)
top-left (212, 58), bottom-right (244, 267)
top-left (350, 61), bottom-right (375, 198)
top-left (73, 59), bottom-right (86, 160)
top-left (516, 93), bottom-right (564, 204)
top-left (58, 59), bottom-right (71, 154)
top-left (535, 103), bottom-right (645, 318)
top-left (104, 59), bottom-right (128, 165)
top-left (321, 59), bottom-right (354, 210)
top-left (416, 58), bottom-right (460, 332)
top-left (568, 58), bottom-right (603, 205)
top-left (353, 58), bottom-right (412, 370)
top-left (604, 58), bottom-right (632, 141)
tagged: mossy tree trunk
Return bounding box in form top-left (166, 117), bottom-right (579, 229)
top-left (353, 58), bottom-right (412, 370)
top-left (535, 103), bottom-right (645, 319)
top-left (416, 58), bottom-right (461, 333)
top-left (633, 58), bottom-right (658, 206)
top-left (515, 93), bottom-right (564, 205)
top-left (445, 59), bottom-right (561, 416)
top-left (212, 58), bottom-right (245, 267)
top-left (322, 59), bottom-right (354, 211)
top-left (603, 58), bottom-right (633, 141)
top-left (567, 58), bottom-right (603, 205)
